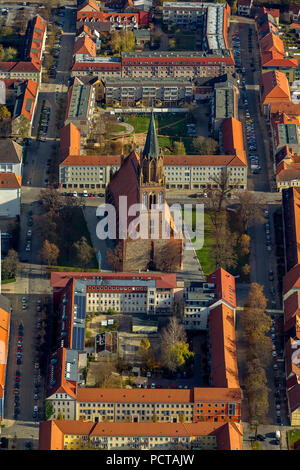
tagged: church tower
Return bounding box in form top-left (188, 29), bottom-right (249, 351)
top-left (139, 111), bottom-right (166, 209)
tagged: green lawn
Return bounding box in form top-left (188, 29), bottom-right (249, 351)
top-left (125, 114), bottom-right (191, 138)
top-left (188, 210), bottom-right (216, 276)
top-left (288, 429), bottom-right (300, 449)
top-left (175, 33), bottom-right (195, 50)
top-left (251, 440), bottom-right (262, 450)
top-left (107, 123), bottom-right (128, 134)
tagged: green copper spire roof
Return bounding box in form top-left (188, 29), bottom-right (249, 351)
top-left (143, 111), bottom-right (160, 160)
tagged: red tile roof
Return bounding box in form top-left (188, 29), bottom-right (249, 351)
top-left (47, 347), bottom-right (77, 400)
top-left (18, 79), bottom-right (38, 122)
top-left (60, 123), bottom-right (81, 162)
top-left (260, 71), bottom-right (291, 105)
top-left (60, 155), bottom-right (121, 166)
top-left (39, 420), bottom-right (243, 450)
top-left (207, 268), bottom-right (237, 308)
top-left (260, 32), bottom-right (285, 54)
top-left (208, 303), bottom-right (240, 389)
top-left (74, 36), bottom-right (96, 57)
top-left (0, 173), bottom-right (21, 189)
top-left (283, 263), bottom-right (300, 295)
top-left (163, 154), bottom-right (247, 167)
top-left (221, 117), bottom-right (246, 165)
top-left (78, 0), bottom-right (100, 12)
top-left (261, 51), bottom-right (298, 68)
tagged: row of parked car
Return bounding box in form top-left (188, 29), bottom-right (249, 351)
top-left (14, 323), bottom-right (24, 419)
top-left (38, 107), bottom-right (50, 142)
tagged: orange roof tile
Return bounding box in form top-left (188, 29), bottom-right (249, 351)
top-left (207, 267), bottom-right (237, 308)
top-left (60, 155), bottom-right (121, 166)
top-left (60, 123), bottom-right (81, 162)
top-left (0, 173), bottom-right (21, 189)
top-left (260, 71), bottom-right (291, 105)
top-left (39, 420), bottom-right (243, 450)
top-left (283, 263), bottom-right (300, 295)
top-left (163, 154), bottom-right (247, 167)
top-left (208, 303), bottom-right (240, 389)
top-left (260, 32), bottom-right (285, 54)
top-left (74, 36), bottom-right (96, 57)
top-left (221, 117), bottom-right (246, 164)
top-left (261, 51), bottom-right (298, 68)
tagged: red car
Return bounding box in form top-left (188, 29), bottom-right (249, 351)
top-left (88, 193), bottom-right (94, 197)
top-left (171, 385), bottom-right (177, 389)
top-left (156, 384), bottom-right (162, 388)
top-left (15, 376), bottom-right (20, 382)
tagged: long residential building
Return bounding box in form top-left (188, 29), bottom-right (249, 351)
top-left (65, 81), bottom-right (95, 136)
top-left (103, 77), bottom-right (193, 107)
top-left (39, 420), bottom-right (243, 450)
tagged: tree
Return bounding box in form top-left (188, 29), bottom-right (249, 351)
top-left (242, 264), bottom-right (250, 276)
top-left (239, 233), bottom-right (250, 256)
top-left (168, 38), bottom-right (176, 49)
top-left (16, 115), bottom-right (30, 138)
top-left (173, 141), bottom-right (186, 155)
top-left (151, 414), bottom-right (159, 423)
top-left (107, 243), bottom-right (123, 271)
top-left (40, 240), bottom-right (60, 266)
top-left (139, 338), bottom-right (151, 364)
top-left (110, 30), bottom-right (135, 54)
top-left (2, 249), bottom-right (18, 280)
top-left (155, 240), bottom-right (182, 272)
top-left (45, 400), bottom-right (54, 420)
top-left (161, 317), bottom-right (187, 347)
top-left (173, 299), bottom-right (185, 321)
top-left (211, 212), bottom-right (238, 271)
top-left (236, 191), bottom-right (265, 231)
top-left (178, 413), bottom-right (185, 423)
top-left (192, 136), bottom-right (219, 155)
top-left (209, 170), bottom-right (237, 214)
top-left (40, 187), bottom-right (61, 212)
top-left (0, 106), bottom-right (11, 122)
top-left (160, 318), bottom-right (193, 373)
top-left (73, 236), bottom-right (94, 269)
top-left (242, 283), bottom-right (271, 342)
top-left (4, 47), bottom-right (18, 61)
top-left (161, 341), bottom-right (194, 373)
top-left (0, 45), bottom-right (4, 61)
top-left (231, 0), bottom-right (238, 14)
top-left (57, 412), bottom-right (64, 420)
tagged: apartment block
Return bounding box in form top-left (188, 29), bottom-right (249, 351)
top-left (162, 2), bottom-right (230, 51)
top-left (39, 420), bottom-right (243, 450)
top-left (65, 82), bottom-right (95, 136)
top-left (121, 51), bottom-right (235, 80)
top-left (0, 296), bottom-right (11, 424)
top-left (103, 77), bottom-right (193, 107)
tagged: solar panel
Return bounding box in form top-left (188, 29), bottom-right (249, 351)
top-left (74, 294), bottom-right (86, 320)
top-left (72, 326), bottom-right (85, 351)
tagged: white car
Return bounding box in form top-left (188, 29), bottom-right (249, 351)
top-left (83, 190), bottom-right (88, 197)
top-left (272, 351), bottom-right (277, 357)
top-left (151, 383), bottom-right (155, 389)
top-left (72, 192), bottom-right (78, 197)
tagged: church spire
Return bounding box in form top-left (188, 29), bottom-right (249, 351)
top-left (143, 110), bottom-right (160, 160)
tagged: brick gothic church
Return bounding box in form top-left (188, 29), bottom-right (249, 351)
top-left (106, 113), bottom-right (184, 272)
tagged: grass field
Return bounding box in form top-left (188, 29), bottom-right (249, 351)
top-left (288, 429), bottom-right (300, 449)
top-left (175, 33), bottom-right (195, 50)
top-left (185, 209), bottom-right (216, 276)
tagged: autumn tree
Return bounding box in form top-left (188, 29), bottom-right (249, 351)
top-left (236, 191), bottom-right (265, 231)
top-left (160, 318), bottom-right (194, 373)
top-left (0, 105), bottom-right (11, 137)
top-left (138, 338), bottom-right (151, 364)
top-left (211, 212), bottom-right (238, 271)
top-left (173, 141), bottom-right (186, 155)
top-left (192, 136), bottom-right (219, 155)
top-left (239, 233), bottom-right (251, 256)
top-left (73, 236), bottom-right (94, 269)
top-left (40, 240), bottom-right (60, 266)
top-left (2, 249), bottom-right (19, 280)
top-left (110, 30), bottom-right (135, 54)
top-left (242, 264), bottom-right (250, 277)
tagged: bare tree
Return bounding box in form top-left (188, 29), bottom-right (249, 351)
top-left (40, 240), bottom-right (60, 266)
top-left (236, 191), bottom-right (265, 230)
top-left (73, 236), bottom-right (94, 269)
top-left (106, 243), bottom-right (123, 271)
